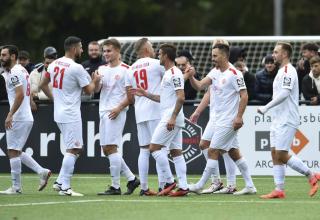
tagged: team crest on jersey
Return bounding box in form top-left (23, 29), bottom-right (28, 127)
top-left (283, 76), bottom-right (291, 87)
top-left (10, 76), bottom-right (20, 86)
top-left (168, 118), bottom-right (203, 164)
top-left (221, 78), bottom-right (226, 84)
top-left (114, 74), bottom-right (121, 80)
top-left (173, 78), bottom-right (181, 88)
top-left (237, 78), bottom-right (245, 87)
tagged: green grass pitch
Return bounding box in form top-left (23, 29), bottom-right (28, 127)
top-left (0, 174), bottom-right (319, 220)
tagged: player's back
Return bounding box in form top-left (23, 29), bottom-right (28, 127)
top-left (2, 64), bottom-right (33, 122)
top-left (47, 57), bottom-right (90, 123)
top-left (127, 57), bottom-right (164, 123)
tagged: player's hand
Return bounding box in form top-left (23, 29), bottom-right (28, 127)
top-left (166, 117), bottom-right (176, 131)
top-left (108, 107), bottom-right (121, 120)
top-left (233, 116), bottom-right (243, 131)
top-left (130, 86), bottom-right (147, 97)
top-left (184, 65), bottom-right (196, 77)
top-left (5, 113), bottom-right (13, 130)
top-left (189, 112), bottom-right (200, 124)
top-left (92, 70), bottom-right (101, 83)
top-left (311, 97), bottom-right (318, 105)
top-left (31, 99), bottom-right (37, 112)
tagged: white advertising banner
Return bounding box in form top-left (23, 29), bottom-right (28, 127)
top-left (238, 106), bottom-right (320, 176)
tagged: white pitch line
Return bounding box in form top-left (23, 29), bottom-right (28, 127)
top-left (1, 198), bottom-right (320, 207)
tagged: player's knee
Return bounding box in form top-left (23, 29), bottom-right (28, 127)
top-left (170, 149), bottom-right (182, 157)
top-left (199, 140), bottom-right (209, 150)
top-left (208, 148), bottom-right (219, 159)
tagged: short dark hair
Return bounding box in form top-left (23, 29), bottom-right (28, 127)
top-left (310, 56), bottom-right (320, 66)
top-left (2, 45), bottom-right (19, 60)
top-left (102, 38), bottom-right (121, 50)
top-left (134, 38), bottom-right (149, 54)
top-left (159, 43), bottom-right (176, 62)
top-left (88, 41), bottom-right (99, 46)
top-left (212, 43), bottom-right (230, 58)
top-left (302, 43), bottom-right (319, 52)
top-left (64, 36), bottom-right (81, 51)
top-left (276, 42), bottom-right (293, 58)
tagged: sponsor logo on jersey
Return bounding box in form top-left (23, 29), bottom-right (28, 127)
top-left (236, 78), bottom-right (245, 87)
top-left (283, 76), bottom-right (291, 87)
top-left (10, 76), bottom-right (20, 86)
top-left (173, 77), bottom-right (181, 88)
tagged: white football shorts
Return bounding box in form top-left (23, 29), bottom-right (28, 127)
top-left (6, 121), bottom-right (33, 151)
top-left (201, 119), bottom-right (215, 141)
top-left (57, 121), bottom-right (83, 149)
top-left (209, 126), bottom-right (239, 151)
top-left (137, 119), bottom-right (160, 146)
top-left (270, 124), bottom-right (297, 151)
top-left (99, 110), bottom-right (126, 147)
top-left (151, 122), bottom-right (182, 150)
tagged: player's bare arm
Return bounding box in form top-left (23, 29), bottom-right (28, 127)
top-left (233, 89), bottom-right (248, 131)
top-left (130, 86), bottom-right (160, 102)
top-left (190, 90), bottom-right (210, 124)
top-left (167, 89), bottom-right (185, 131)
top-left (5, 85), bottom-right (24, 129)
top-left (125, 85), bottom-right (135, 105)
top-left (93, 70), bottom-right (102, 93)
top-left (188, 74), bottom-right (211, 91)
top-left (40, 76), bottom-right (53, 100)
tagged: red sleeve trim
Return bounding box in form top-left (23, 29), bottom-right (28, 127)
top-left (171, 68), bottom-right (175, 75)
top-left (284, 65), bottom-right (287, 73)
top-left (121, 63), bottom-right (130, 69)
top-left (229, 68), bottom-right (237, 75)
top-left (44, 71), bottom-right (50, 78)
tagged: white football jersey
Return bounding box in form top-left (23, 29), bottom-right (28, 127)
top-left (2, 64), bottom-right (33, 122)
top-left (159, 66), bottom-right (185, 127)
top-left (207, 65), bottom-right (246, 127)
top-left (46, 57), bottom-right (91, 123)
top-left (271, 63), bottom-right (299, 128)
top-left (98, 62), bottom-right (129, 113)
top-left (125, 57), bottom-right (164, 123)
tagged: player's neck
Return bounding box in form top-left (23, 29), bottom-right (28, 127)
top-left (219, 61), bottom-right (229, 72)
top-left (7, 61), bottom-right (16, 71)
top-left (109, 59), bottom-right (121, 67)
top-left (164, 61), bottom-right (175, 70)
top-left (280, 59), bottom-right (290, 68)
top-left (65, 52), bottom-right (75, 60)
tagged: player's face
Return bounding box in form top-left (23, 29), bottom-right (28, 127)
top-left (146, 41), bottom-right (155, 58)
top-left (311, 62), bottom-right (320, 78)
top-left (272, 45), bottom-right (284, 65)
top-left (158, 49), bottom-right (166, 65)
top-left (88, 44), bottom-right (100, 59)
top-left (211, 48), bottom-right (224, 68)
top-left (44, 58), bottom-right (55, 70)
top-left (175, 56), bottom-right (189, 72)
top-left (302, 49), bottom-right (314, 60)
top-left (103, 45), bottom-right (119, 63)
top-left (0, 48), bottom-right (12, 68)
top-left (74, 42), bottom-right (83, 60)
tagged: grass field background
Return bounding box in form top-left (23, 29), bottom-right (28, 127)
top-left (0, 174), bottom-right (319, 220)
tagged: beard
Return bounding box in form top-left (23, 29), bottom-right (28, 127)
top-left (1, 58), bottom-right (11, 68)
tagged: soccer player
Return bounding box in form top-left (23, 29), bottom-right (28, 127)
top-left (258, 42), bottom-right (320, 199)
top-left (126, 38), bottom-right (170, 196)
top-left (40, 36), bottom-right (100, 196)
top-left (189, 39), bottom-right (238, 194)
top-left (132, 44), bottom-right (189, 197)
top-left (95, 38), bottom-right (140, 196)
top-left (0, 45), bottom-right (51, 195)
top-left (187, 43), bottom-right (257, 195)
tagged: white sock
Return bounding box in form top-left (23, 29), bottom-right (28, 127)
top-left (173, 155), bottom-right (188, 190)
top-left (10, 157), bottom-right (22, 190)
top-left (120, 158), bottom-right (135, 181)
top-left (158, 147), bottom-right (172, 189)
top-left (235, 158), bottom-right (254, 188)
top-left (152, 150), bottom-right (174, 184)
top-left (287, 156), bottom-right (312, 177)
top-left (202, 148), bottom-right (208, 160)
top-left (108, 153), bottom-right (121, 189)
top-left (60, 153), bottom-right (77, 190)
top-left (197, 159), bottom-right (218, 188)
top-left (20, 152), bottom-right (43, 174)
top-left (138, 148), bottom-right (150, 190)
top-left (202, 148), bottom-right (220, 184)
top-left (223, 153), bottom-right (236, 186)
top-left (273, 165), bottom-right (285, 191)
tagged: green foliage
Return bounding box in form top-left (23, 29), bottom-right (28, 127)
top-left (0, 0), bottom-right (319, 61)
